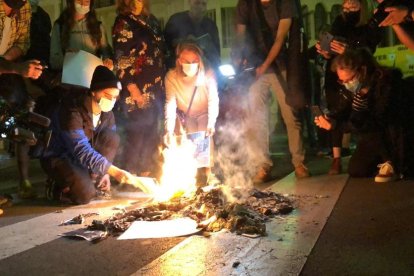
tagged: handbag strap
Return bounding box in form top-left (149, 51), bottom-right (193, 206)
top-left (185, 85), bottom-right (198, 119)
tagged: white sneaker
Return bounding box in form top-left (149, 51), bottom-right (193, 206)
top-left (375, 161), bottom-right (396, 183)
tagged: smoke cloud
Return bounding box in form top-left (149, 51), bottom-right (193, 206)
top-left (215, 91), bottom-right (268, 203)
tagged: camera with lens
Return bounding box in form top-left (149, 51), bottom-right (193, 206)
top-left (0, 97), bottom-right (51, 152)
top-left (369, 0), bottom-right (413, 28)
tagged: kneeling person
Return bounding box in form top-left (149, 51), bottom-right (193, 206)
top-left (42, 66), bottom-right (133, 204)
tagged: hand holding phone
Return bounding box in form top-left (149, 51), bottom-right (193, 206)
top-left (319, 32), bottom-right (334, 53)
top-left (311, 105), bottom-right (324, 118)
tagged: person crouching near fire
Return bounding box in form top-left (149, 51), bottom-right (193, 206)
top-left (164, 41), bottom-right (219, 186)
top-left (41, 65), bottom-right (143, 204)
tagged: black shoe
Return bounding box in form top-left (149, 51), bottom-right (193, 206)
top-left (45, 178), bottom-right (67, 201)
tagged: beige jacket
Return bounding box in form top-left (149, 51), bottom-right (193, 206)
top-left (165, 68), bottom-right (219, 134)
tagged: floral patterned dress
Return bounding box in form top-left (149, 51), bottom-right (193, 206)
top-left (113, 13), bottom-right (166, 175)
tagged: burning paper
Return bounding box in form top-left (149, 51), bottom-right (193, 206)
top-left (117, 217), bottom-right (200, 239)
top-left (122, 176), bottom-right (159, 194)
top-left (156, 134), bottom-right (198, 202)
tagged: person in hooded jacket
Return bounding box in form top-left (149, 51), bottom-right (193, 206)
top-left (314, 0), bottom-right (383, 175)
top-left (41, 66), bottom-right (145, 204)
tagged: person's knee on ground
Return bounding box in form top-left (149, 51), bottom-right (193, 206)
top-left (68, 176), bottom-right (97, 205)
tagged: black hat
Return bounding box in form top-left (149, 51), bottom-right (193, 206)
top-left (4, 0), bottom-right (27, 10)
top-left (90, 65), bottom-right (122, 92)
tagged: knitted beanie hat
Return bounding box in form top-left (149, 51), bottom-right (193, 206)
top-left (90, 65), bottom-right (122, 92)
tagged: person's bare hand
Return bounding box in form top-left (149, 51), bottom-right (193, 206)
top-left (103, 58), bottom-right (114, 71)
top-left (314, 115), bottom-right (332, 130)
top-left (17, 60), bottom-right (43, 79)
top-left (127, 83), bottom-right (145, 107)
top-left (315, 41), bottom-right (331, 59)
top-left (255, 63), bottom-right (268, 78)
top-left (330, 40), bottom-right (348, 55)
top-left (163, 133), bottom-right (175, 147)
top-left (97, 174), bottom-right (111, 191)
top-left (205, 127), bottom-right (215, 137)
top-left (379, 6), bottom-right (409, 26)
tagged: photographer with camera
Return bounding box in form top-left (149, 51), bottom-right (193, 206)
top-left (314, 0), bottom-right (383, 175)
top-left (0, 0), bottom-right (47, 205)
top-left (41, 66), bottom-right (148, 205)
top-left (375, 0), bottom-right (414, 50)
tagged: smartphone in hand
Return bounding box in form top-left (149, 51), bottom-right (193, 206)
top-left (311, 105), bottom-right (324, 117)
top-left (320, 32), bottom-right (334, 53)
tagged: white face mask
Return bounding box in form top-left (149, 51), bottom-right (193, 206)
top-left (182, 63), bottom-right (199, 77)
top-left (98, 97), bottom-right (116, 112)
top-left (343, 78), bottom-right (360, 93)
top-left (75, 3), bottom-right (90, 15)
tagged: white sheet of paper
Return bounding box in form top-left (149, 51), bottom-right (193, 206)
top-left (117, 217), bottom-right (200, 240)
top-left (186, 131), bottom-right (211, 168)
top-left (61, 50), bottom-right (103, 88)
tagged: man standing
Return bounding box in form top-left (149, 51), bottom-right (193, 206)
top-left (164, 0), bottom-right (220, 70)
top-left (0, 0), bottom-right (44, 214)
top-left (233, 0), bottom-right (309, 180)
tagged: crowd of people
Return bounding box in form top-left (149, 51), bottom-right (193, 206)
top-left (0, 0), bottom-right (414, 215)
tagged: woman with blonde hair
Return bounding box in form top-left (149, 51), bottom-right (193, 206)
top-left (164, 41), bottom-right (219, 186)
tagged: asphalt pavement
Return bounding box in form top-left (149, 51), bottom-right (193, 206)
top-left (1, 135), bottom-right (414, 275)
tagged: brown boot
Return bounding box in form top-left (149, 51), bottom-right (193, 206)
top-left (328, 158), bottom-right (342, 175)
top-left (295, 163), bottom-right (310, 178)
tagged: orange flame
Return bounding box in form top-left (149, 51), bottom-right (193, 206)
top-left (153, 135), bottom-right (198, 202)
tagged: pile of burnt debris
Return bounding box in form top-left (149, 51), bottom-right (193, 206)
top-left (89, 187), bottom-right (294, 237)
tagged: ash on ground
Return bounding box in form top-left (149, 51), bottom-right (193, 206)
top-left (89, 187), bottom-right (294, 237)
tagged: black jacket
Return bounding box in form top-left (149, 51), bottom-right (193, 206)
top-left (43, 93), bottom-right (116, 175)
top-left (350, 69), bottom-right (414, 175)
